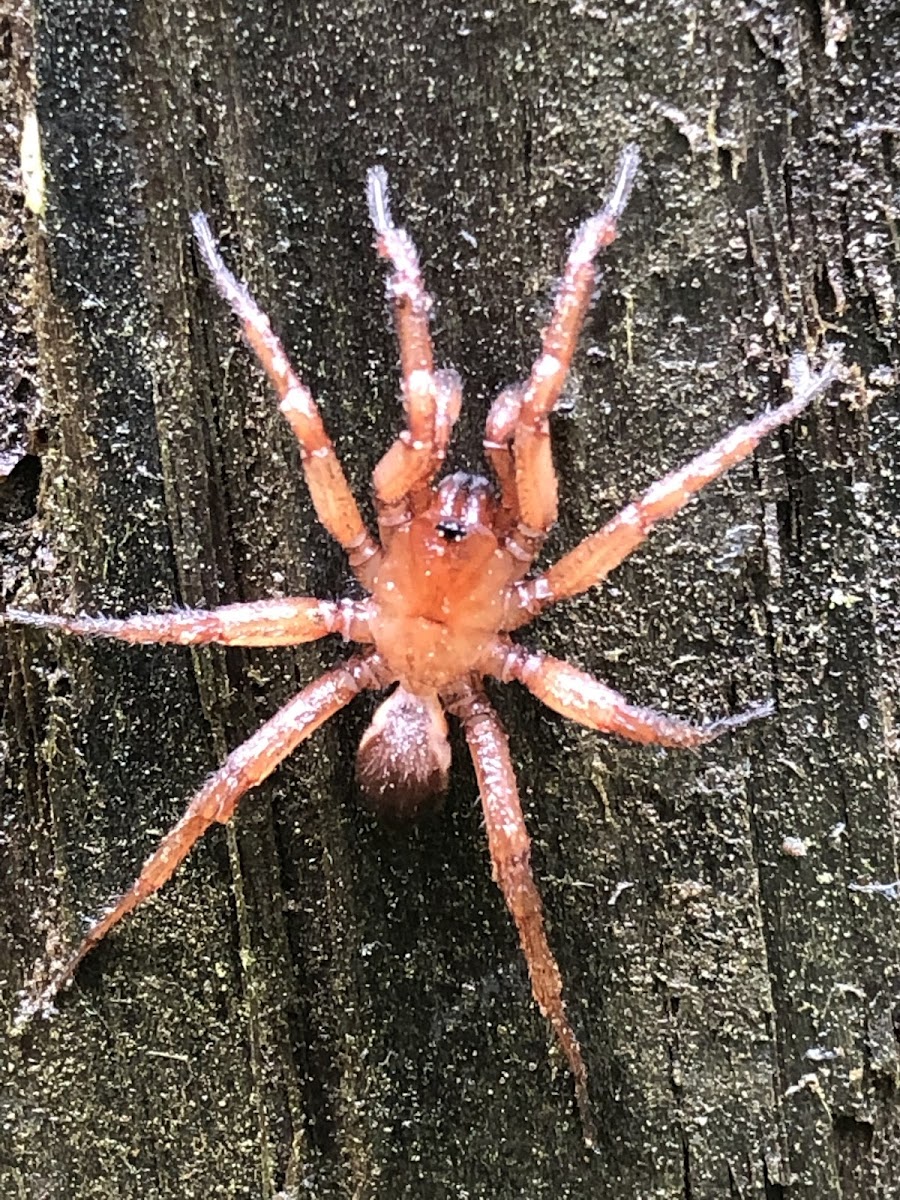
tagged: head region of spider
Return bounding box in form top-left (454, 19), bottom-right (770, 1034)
top-left (8, 145), bottom-right (842, 1144)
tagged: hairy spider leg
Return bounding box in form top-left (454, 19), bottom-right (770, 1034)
top-left (447, 684), bottom-right (595, 1145)
top-left (366, 167), bottom-right (462, 518)
top-left (4, 597), bottom-right (374, 647)
top-left (21, 654), bottom-right (385, 1017)
top-left (191, 213), bottom-right (381, 586)
top-left (501, 144), bottom-right (641, 564)
top-left (504, 355), bottom-right (842, 627)
top-left (484, 641), bottom-right (774, 746)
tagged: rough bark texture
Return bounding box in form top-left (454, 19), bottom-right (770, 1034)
top-left (2, 0), bottom-right (899, 1196)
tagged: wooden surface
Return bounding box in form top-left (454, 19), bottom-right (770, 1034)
top-left (2, 0), bottom-right (899, 1196)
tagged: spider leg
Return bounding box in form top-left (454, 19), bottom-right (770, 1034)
top-left (5, 597), bottom-right (373, 646)
top-left (21, 653), bottom-right (386, 1016)
top-left (192, 213), bottom-right (381, 586)
top-left (366, 167), bottom-right (461, 520)
top-left (483, 640), bottom-right (773, 747)
top-left (497, 145), bottom-right (640, 564)
top-left (505, 354), bottom-right (843, 627)
top-left (446, 682), bottom-right (595, 1145)
top-left (483, 384), bottom-right (523, 538)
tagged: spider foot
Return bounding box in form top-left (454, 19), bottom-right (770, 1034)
top-left (12, 966), bottom-right (67, 1032)
top-left (570, 143), bottom-right (641, 266)
top-left (701, 697), bottom-right (775, 740)
top-left (3, 607), bottom-right (69, 631)
top-left (605, 142), bottom-right (641, 221)
top-left (788, 346), bottom-right (844, 399)
top-left (4, 607), bottom-right (122, 640)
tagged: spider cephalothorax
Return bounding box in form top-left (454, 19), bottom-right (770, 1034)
top-left (10, 147), bottom-right (840, 1142)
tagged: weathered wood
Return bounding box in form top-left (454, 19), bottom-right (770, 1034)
top-left (2, 0), bottom-right (898, 1196)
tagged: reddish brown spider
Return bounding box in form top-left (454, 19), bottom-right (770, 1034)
top-left (10, 147), bottom-right (840, 1141)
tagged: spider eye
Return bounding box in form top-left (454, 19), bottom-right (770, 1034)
top-left (436, 521), bottom-right (466, 541)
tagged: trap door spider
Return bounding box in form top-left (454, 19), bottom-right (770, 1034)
top-left (10, 147), bottom-right (841, 1145)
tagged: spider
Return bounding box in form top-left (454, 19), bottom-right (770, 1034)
top-left (10, 146), bottom-right (840, 1142)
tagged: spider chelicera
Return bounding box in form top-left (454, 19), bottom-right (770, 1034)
top-left (11, 146), bottom-right (840, 1141)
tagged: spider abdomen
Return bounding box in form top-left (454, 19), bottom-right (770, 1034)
top-left (356, 687), bottom-right (451, 821)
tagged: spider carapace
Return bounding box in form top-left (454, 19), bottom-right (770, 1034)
top-left (10, 146), bottom-right (840, 1143)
